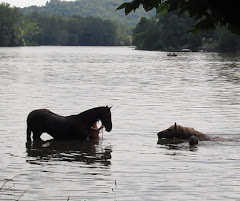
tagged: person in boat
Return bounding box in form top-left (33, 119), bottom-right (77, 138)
top-left (167, 52), bottom-right (177, 56)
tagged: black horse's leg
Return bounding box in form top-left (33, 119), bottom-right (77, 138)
top-left (32, 131), bottom-right (42, 141)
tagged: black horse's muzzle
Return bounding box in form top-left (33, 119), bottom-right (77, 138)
top-left (105, 124), bottom-right (112, 132)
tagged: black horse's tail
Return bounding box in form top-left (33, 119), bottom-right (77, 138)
top-left (27, 125), bottom-right (31, 141)
top-left (26, 116), bottom-right (32, 141)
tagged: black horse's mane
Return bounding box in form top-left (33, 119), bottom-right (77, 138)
top-left (78, 106), bottom-right (108, 127)
top-left (79, 106), bottom-right (105, 115)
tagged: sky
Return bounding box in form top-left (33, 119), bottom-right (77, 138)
top-left (1, 0), bottom-right (74, 8)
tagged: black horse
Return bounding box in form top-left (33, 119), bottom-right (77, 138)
top-left (27, 106), bottom-right (112, 141)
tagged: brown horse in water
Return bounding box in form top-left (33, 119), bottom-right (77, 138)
top-left (27, 106), bottom-right (112, 142)
top-left (158, 122), bottom-right (231, 145)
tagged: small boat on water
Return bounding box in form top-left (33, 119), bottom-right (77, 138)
top-left (167, 52), bottom-right (177, 56)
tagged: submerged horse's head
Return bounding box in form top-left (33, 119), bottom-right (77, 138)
top-left (157, 123), bottom-right (178, 139)
top-left (99, 106), bottom-right (112, 132)
top-left (157, 122), bottom-right (204, 140)
top-left (157, 122), bottom-right (193, 139)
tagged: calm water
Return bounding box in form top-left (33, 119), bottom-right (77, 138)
top-left (0, 46), bottom-right (240, 201)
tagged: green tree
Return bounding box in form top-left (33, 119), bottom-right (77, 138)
top-left (22, 13), bottom-right (131, 46)
top-left (117, 0), bottom-right (240, 35)
top-left (22, 0), bottom-right (155, 28)
top-left (0, 3), bottom-right (23, 46)
top-left (133, 17), bottom-right (158, 50)
top-left (217, 28), bottom-right (240, 52)
top-left (133, 12), bottom-right (202, 51)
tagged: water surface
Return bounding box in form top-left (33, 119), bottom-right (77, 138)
top-left (0, 46), bottom-right (240, 200)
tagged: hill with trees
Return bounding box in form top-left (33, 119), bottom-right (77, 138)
top-left (21, 0), bottom-right (155, 27)
top-left (2, 1), bottom-right (240, 52)
top-left (23, 12), bottom-right (132, 46)
top-left (132, 12), bottom-right (240, 52)
top-left (0, 3), bottom-right (132, 46)
top-left (118, 0), bottom-right (240, 35)
top-left (0, 3), bottom-right (23, 46)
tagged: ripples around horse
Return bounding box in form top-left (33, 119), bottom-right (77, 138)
top-left (26, 139), bottom-right (112, 166)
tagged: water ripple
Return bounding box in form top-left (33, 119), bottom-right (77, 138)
top-left (0, 47), bottom-right (240, 200)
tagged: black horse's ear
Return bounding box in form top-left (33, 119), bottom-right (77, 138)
top-left (174, 122), bottom-right (177, 128)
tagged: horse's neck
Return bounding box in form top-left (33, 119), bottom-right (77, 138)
top-left (78, 109), bottom-right (100, 127)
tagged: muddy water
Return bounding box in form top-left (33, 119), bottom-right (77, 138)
top-left (0, 46), bottom-right (240, 200)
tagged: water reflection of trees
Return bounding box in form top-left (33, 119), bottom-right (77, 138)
top-left (26, 139), bottom-right (112, 166)
top-left (213, 54), bottom-right (240, 84)
top-left (217, 64), bottom-right (240, 84)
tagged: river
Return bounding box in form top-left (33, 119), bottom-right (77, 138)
top-left (0, 46), bottom-right (240, 200)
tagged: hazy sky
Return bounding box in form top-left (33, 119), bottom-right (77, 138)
top-left (2, 0), bottom-right (74, 8)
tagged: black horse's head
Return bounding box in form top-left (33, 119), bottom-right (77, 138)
top-left (99, 106), bottom-right (112, 132)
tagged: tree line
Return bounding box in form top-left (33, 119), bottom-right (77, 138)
top-left (22, 0), bottom-right (155, 28)
top-left (0, 3), bottom-right (131, 47)
top-left (118, 0), bottom-right (239, 35)
top-left (1, 2), bottom-right (240, 52)
top-left (0, 3), bottom-right (23, 46)
top-left (132, 12), bottom-right (240, 52)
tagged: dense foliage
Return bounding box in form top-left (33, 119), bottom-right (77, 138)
top-left (133, 12), bottom-right (240, 52)
top-left (23, 12), bottom-right (132, 46)
top-left (21, 0), bottom-right (155, 28)
top-left (0, 3), bottom-right (132, 46)
top-left (118, 0), bottom-right (240, 35)
top-left (0, 3), bottom-right (23, 46)
top-left (1, 2), bottom-right (240, 52)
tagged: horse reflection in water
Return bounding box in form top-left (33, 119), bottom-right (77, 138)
top-left (27, 106), bottom-right (112, 141)
top-left (26, 139), bottom-right (112, 165)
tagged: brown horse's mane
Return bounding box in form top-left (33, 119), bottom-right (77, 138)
top-left (175, 124), bottom-right (211, 140)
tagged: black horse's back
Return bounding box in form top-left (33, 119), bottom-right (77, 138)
top-left (27, 109), bottom-right (51, 141)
